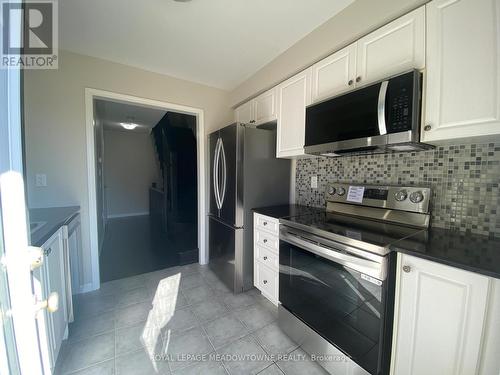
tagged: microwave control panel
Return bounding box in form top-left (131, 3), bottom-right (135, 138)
top-left (385, 71), bottom-right (418, 134)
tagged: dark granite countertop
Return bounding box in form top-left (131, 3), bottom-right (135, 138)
top-left (252, 204), bottom-right (324, 219)
top-left (390, 227), bottom-right (500, 279)
top-left (255, 204), bottom-right (500, 278)
top-left (29, 206), bottom-right (80, 246)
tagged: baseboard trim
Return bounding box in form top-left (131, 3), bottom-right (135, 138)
top-left (106, 212), bottom-right (149, 219)
top-left (73, 282), bottom-right (94, 295)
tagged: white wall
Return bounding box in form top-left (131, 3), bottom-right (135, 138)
top-left (24, 50), bottom-right (232, 288)
top-left (103, 129), bottom-right (159, 217)
top-left (230, 0), bottom-right (428, 106)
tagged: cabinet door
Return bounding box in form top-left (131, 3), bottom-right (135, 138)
top-left (422, 0), bottom-right (500, 142)
top-left (234, 100), bottom-right (254, 125)
top-left (392, 254), bottom-right (490, 375)
top-left (311, 43), bottom-right (357, 103)
top-left (276, 68), bottom-right (312, 158)
top-left (254, 89), bottom-right (277, 125)
top-left (42, 228), bottom-right (68, 366)
top-left (356, 6), bottom-right (425, 86)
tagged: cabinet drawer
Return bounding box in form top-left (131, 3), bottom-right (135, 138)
top-left (255, 214), bottom-right (279, 235)
top-left (254, 261), bottom-right (278, 305)
top-left (255, 229), bottom-right (279, 253)
top-left (255, 245), bottom-right (279, 271)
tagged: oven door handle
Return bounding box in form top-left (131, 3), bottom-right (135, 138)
top-left (280, 230), bottom-right (384, 280)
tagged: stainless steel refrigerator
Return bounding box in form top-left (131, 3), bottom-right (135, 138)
top-left (209, 123), bottom-right (291, 293)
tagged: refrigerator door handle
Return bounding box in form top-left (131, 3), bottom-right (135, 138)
top-left (219, 139), bottom-right (227, 209)
top-left (213, 137), bottom-right (222, 209)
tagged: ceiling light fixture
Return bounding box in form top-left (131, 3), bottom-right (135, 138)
top-left (120, 122), bottom-right (138, 130)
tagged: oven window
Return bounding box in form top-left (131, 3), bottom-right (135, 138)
top-left (279, 240), bottom-right (384, 374)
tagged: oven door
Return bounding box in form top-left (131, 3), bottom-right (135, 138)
top-left (279, 226), bottom-right (393, 375)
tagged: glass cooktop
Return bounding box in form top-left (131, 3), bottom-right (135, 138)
top-left (280, 211), bottom-right (425, 256)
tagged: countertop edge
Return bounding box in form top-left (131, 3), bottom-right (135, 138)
top-left (390, 245), bottom-right (500, 279)
top-left (30, 206), bottom-right (80, 247)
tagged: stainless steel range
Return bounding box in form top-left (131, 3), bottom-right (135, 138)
top-left (278, 183), bottom-right (431, 375)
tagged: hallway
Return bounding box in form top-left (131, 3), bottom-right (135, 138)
top-left (99, 215), bottom-right (196, 282)
top-left (55, 264), bottom-right (328, 375)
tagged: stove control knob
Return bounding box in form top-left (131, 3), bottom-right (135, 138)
top-left (337, 187), bottom-right (346, 196)
top-left (410, 191), bottom-right (424, 204)
top-left (394, 190), bottom-right (408, 202)
top-left (328, 186), bottom-right (336, 195)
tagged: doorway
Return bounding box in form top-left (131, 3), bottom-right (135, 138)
top-left (85, 89), bottom-right (206, 287)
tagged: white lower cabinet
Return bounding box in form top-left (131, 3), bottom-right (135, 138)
top-left (391, 254), bottom-right (491, 375)
top-left (253, 213), bottom-right (280, 305)
top-left (255, 261), bottom-right (279, 304)
top-left (33, 226), bottom-right (72, 373)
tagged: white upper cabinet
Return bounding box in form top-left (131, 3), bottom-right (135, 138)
top-left (276, 68), bottom-right (312, 158)
top-left (391, 254), bottom-right (490, 375)
top-left (311, 44), bottom-right (357, 103)
top-left (254, 89), bottom-right (277, 125)
top-left (422, 0), bottom-right (500, 142)
top-left (356, 6), bottom-right (425, 86)
top-left (310, 6), bottom-right (424, 104)
top-left (234, 100), bottom-right (254, 125)
top-left (234, 88), bottom-right (277, 126)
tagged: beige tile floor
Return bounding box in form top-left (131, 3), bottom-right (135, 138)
top-left (55, 263), bottom-right (329, 375)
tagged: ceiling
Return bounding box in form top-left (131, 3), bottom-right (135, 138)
top-left (96, 99), bottom-right (167, 133)
top-left (60, 0), bottom-right (353, 90)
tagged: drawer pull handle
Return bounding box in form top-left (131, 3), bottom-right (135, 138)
top-left (403, 265), bottom-right (411, 273)
top-left (263, 256), bottom-right (268, 260)
top-left (263, 280), bottom-right (268, 284)
top-left (43, 247), bottom-right (52, 256)
top-left (263, 239), bottom-right (268, 243)
top-left (263, 222), bottom-right (267, 226)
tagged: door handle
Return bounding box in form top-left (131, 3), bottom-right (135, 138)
top-left (377, 80), bottom-right (388, 135)
top-left (35, 292), bottom-right (59, 315)
top-left (213, 138), bottom-right (222, 209)
top-left (219, 139), bottom-right (227, 208)
top-left (28, 246), bottom-right (44, 270)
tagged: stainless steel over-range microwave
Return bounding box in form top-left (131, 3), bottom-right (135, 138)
top-left (304, 70), bottom-right (433, 156)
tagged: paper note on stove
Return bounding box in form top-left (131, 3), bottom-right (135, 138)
top-left (347, 186), bottom-right (365, 203)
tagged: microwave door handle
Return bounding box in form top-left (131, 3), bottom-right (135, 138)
top-left (280, 230), bottom-right (383, 280)
top-left (377, 80), bottom-right (389, 136)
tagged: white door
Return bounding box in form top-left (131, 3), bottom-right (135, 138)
top-left (356, 6), bottom-right (425, 86)
top-left (422, 0), bottom-right (500, 142)
top-left (391, 254), bottom-right (490, 375)
top-left (311, 43), bottom-right (357, 103)
top-left (276, 68), bottom-right (312, 158)
top-left (0, 2), bottom-right (45, 373)
top-left (253, 89), bottom-right (277, 125)
top-left (234, 100), bottom-right (254, 125)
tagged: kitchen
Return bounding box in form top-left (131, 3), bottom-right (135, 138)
top-left (0, 0), bottom-right (499, 374)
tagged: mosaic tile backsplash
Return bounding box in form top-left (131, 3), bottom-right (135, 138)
top-left (295, 143), bottom-right (500, 239)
